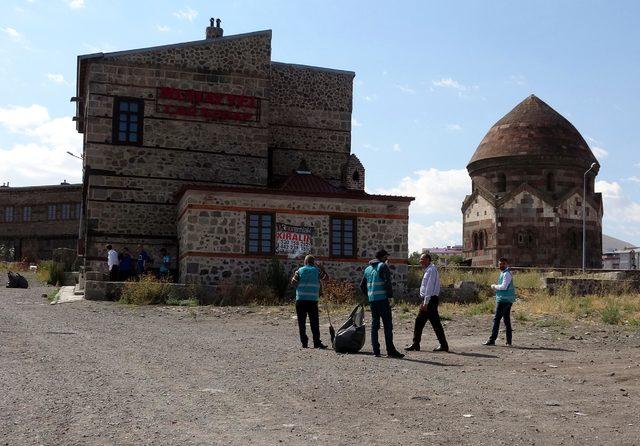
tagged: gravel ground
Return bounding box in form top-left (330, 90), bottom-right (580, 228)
top-left (1, 280), bottom-right (639, 445)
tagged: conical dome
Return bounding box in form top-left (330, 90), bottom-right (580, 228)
top-left (468, 95), bottom-right (598, 169)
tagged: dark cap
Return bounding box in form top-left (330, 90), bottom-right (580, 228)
top-left (375, 249), bottom-right (390, 260)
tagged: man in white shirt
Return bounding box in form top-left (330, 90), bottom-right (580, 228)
top-left (106, 244), bottom-right (119, 281)
top-left (405, 253), bottom-right (449, 352)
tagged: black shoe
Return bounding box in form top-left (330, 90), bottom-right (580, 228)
top-left (506, 342), bottom-right (512, 346)
top-left (374, 352), bottom-right (382, 357)
top-left (387, 350), bottom-right (405, 359)
top-left (405, 343), bottom-right (420, 352)
top-left (483, 339), bottom-right (495, 346)
top-left (314, 343), bottom-right (328, 349)
top-left (301, 344), bottom-right (308, 348)
top-left (433, 346), bottom-right (449, 352)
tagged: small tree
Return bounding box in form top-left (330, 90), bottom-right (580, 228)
top-left (408, 251), bottom-right (422, 265)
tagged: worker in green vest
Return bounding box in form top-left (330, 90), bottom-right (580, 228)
top-left (359, 249), bottom-right (404, 358)
top-left (291, 255), bottom-right (328, 349)
top-left (484, 257), bottom-right (516, 346)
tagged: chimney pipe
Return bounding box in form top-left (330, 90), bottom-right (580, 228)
top-left (206, 17), bottom-right (223, 39)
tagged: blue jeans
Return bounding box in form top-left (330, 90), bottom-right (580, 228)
top-left (369, 299), bottom-right (396, 355)
top-left (490, 301), bottom-right (513, 343)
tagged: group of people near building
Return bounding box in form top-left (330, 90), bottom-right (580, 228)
top-left (291, 250), bottom-right (516, 357)
top-left (105, 244), bottom-right (172, 281)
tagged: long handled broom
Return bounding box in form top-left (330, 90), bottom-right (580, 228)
top-left (323, 301), bottom-right (336, 344)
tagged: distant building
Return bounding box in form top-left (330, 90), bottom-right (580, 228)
top-left (602, 249), bottom-right (640, 270)
top-left (462, 95), bottom-right (603, 267)
top-left (426, 245), bottom-right (463, 264)
top-left (0, 182), bottom-right (82, 261)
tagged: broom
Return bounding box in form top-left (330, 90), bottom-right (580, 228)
top-left (323, 301), bottom-right (336, 344)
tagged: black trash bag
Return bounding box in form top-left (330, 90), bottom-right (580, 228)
top-left (6, 271), bottom-right (29, 289)
top-left (333, 304), bottom-right (366, 353)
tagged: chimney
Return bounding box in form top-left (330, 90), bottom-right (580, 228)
top-left (206, 17), bottom-right (223, 39)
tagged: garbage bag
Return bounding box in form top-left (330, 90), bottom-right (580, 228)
top-left (333, 304), bottom-right (366, 353)
top-left (6, 271), bottom-right (28, 289)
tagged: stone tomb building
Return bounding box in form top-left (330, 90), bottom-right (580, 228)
top-left (0, 182), bottom-right (82, 261)
top-left (75, 22), bottom-right (412, 287)
top-left (461, 95), bottom-right (603, 267)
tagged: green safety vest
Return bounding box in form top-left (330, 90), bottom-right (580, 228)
top-left (364, 262), bottom-right (387, 302)
top-left (295, 266), bottom-right (320, 301)
top-left (495, 268), bottom-right (516, 303)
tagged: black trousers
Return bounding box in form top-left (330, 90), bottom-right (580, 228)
top-left (369, 299), bottom-right (396, 355)
top-left (296, 300), bottom-right (321, 347)
top-left (490, 301), bottom-right (513, 343)
top-left (109, 265), bottom-right (119, 281)
top-left (413, 296), bottom-right (448, 349)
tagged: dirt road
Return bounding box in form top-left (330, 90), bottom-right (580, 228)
top-left (1, 283), bottom-right (639, 445)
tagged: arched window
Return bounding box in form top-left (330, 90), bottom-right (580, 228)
top-left (352, 170), bottom-right (360, 182)
top-left (478, 231), bottom-right (484, 250)
top-left (472, 232), bottom-right (478, 250)
top-left (546, 172), bottom-right (555, 192)
top-left (497, 173), bottom-right (506, 193)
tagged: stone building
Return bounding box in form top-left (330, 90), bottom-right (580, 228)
top-left (461, 95), bottom-right (603, 267)
top-left (0, 182), bottom-right (82, 261)
top-left (75, 21), bottom-right (412, 286)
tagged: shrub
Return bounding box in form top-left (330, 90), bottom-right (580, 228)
top-left (601, 301), bottom-right (622, 325)
top-left (119, 274), bottom-right (197, 305)
top-left (465, 298), bottom-right (495, 316)
top-left (264, 259), bottom-right (290, 299)
top-left (37, 261), bottom-right (66, 285)
top-left (321, 279), bottom-right (359, 305)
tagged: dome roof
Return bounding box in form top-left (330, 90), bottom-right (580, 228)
top-left (468, 95), bottom-right (598, 169)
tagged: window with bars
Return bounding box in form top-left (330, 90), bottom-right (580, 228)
top-left (4, 207), bottom-right (14, 222)
top-left (75, 203), bottom-right (81, 219)
top-left (61, 203), bottom-right (71, 220)
top-left (113, 98), bottom-right (144, 145)
top-left (48, 205), bottom-right (56, 220)
top-left (246, 213), bottom-right (274, 255)
top-left (22, 206), bottom-right (31, 222)
top-left (330, 217), bottom-right (356, 258)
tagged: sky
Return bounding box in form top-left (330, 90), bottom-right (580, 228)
top-left (1, 0), bottom-right (639, 252)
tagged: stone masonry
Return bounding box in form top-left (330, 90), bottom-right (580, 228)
top-left (75, 22), bottom-right (413, 288)
top-left (0, 183), bottom-right (81, 261)
top-left (462, 95), bottom-right (603, 267)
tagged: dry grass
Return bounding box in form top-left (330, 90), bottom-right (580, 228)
top-left (409, 267), bottom-right (543, 289)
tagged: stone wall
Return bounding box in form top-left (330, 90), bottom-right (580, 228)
top-left (177, 189), bottom-right (410, 292)
top-left (78, 27), bottom-right (361, 275)
top-left (78, 28), bottom-right (359, 275)
top-left (0, 184), bottom-right (81, 261)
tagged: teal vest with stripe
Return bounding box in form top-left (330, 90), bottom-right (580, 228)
top-left (495, 268), bottom-right (516, 303)
top-left (364, 263), bottom-right (387, 302)
top-left (295, 265), bottom-right (320, 301)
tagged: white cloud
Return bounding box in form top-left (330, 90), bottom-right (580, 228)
top-left (432, 77), bottom-right (478, 91)
top-left (362, 94), bottom-right (377, 102)
top-left (595, 180), bottom-right (640, 242)
top-left (351, 117), bottom-right (362, 128)
top-left (376, 168), bottom-right (470, 215)
top-left (409, 221), bottom-right (462, 253)
top-left (156, 25), bottom-right (171, 32)
top-left (173, 6), bottom-right (198, 22)
top-left (509, 74), bottom-right (527, 86)
top-left (586, 136), bottom-right (609, 159)
top-left (395, 84), bottom-right (416, 94)
top-left (63, 0), bottom-right (85, 9)
top-left (362, 143), bottom-right (380, 152)
top-left (0, 104), bottom-right (50, 132)
top-left (46, 73), bottom-right (66, 84)
top-left (446, 124), bottom-right (462, 131)
top-left (2, 26), bottom-right (22, 41)
top-left (0, 104), bottom-right (81, 185)
top-left (626, 176), bottom-right (640, 184)
top-left (392, 143), bottom-right (401, 152)
top-left (591, 146), bottom-right (609, 159)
